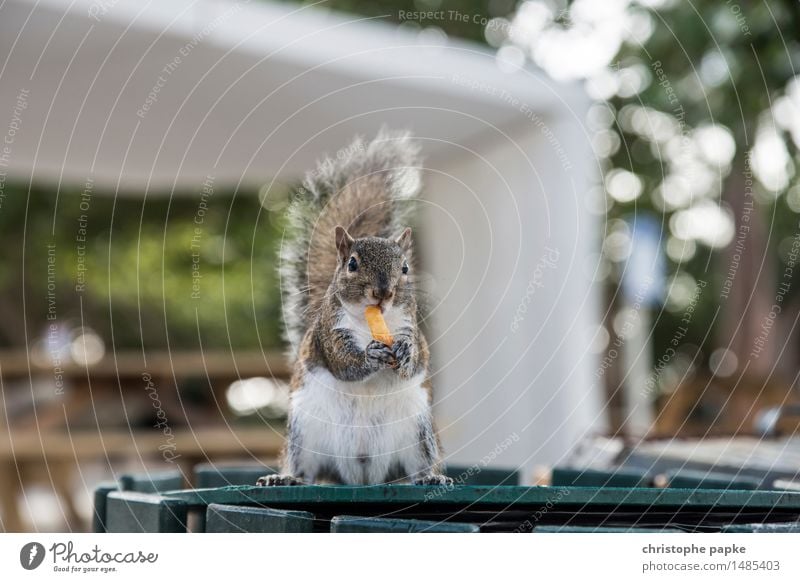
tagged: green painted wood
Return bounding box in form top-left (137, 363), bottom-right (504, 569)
top-left (93, 471), bottom-right (183, 533)
top-left (534, 526), bottom-right (681, 533)
top-left (721, 522), bottom-right (800, 533)
top-left (162, 484), bottom-right (800, 511)
top-left (622, 451), bottom-right (800, 490)
top-left (331, 515), bottom-right (479, 533)
top-left (91, 481), bottom-right (118, 533)
top-left (206, 504), bottom-right (314, 533)
top-left (105, 491), bottom-right (188, 533)
top-left (666, 469), bottom-right (760, 491)
top-left (552, 467), bottom-right (651, 488)
top-left (193, 464), bottom-right (278, 489)
top-left (96, 484), bottom-right (800, 532)
top-left (119, 470), bottom-right (184, 493)
top-left (445, 465), bottom-right (520, 486)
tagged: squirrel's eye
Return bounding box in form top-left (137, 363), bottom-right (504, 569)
top-left (402, 262), bottom-right (409, 275)
top-left (347, 256), bottom-right (358, 272)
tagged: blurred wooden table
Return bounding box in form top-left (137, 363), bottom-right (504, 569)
top-left (0, 427), bottom-right (284, 532)
top-left (0, 349), bottom-right (290, 532)
top-left (0, 349), bottom-right (291, 378)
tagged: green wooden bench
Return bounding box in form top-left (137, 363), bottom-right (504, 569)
top-left (330, 515), bottom-right (480, 532)
top-left (92, 458), bottom-right (800, 533)
top-left (91, 482), bottom-right (118, 533)
top-left (552, 464), bottom-right (773, 491)
top-left (533, 526), bottom-right (681, 533)
top-left (721, 522), bottom-right (800, 533)
top-left (91, 484), bottom-right (800, 533)
top-left (206, 504), bottom-right (315, 533)
top-left (92, 470), bottom-right (183, 532)
top-left (551, 466), bottom-right (652, 488)
top-left (620, 449), bottom-right (800, 490)
top-left (665, 469), bottom-right (760, 490)
top-left (202, 505), bottom-right (480, 532)
top-left (119, 471), bottom-right (184, 493)
top-left (94, 464), bottom-right (518, 532)
top-left (104, 491), bottom-right (188, 533)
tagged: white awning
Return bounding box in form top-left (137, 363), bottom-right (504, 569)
top-left (0, 0), bottom-right (583, 192)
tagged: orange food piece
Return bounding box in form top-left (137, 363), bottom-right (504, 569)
top-left (365, 305), bottom-right (393, 347)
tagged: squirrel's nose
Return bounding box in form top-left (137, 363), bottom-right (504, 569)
top-left (372, 287), bottom-right (393, 301)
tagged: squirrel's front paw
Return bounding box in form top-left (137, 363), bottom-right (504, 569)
top-left (256, 474), bottom-right (304, 486)
top-left (412, 474), bottom-right (454, 486)
top-left (393, 336), bottom-right (416, 378)
top-left (366, 340), bottom-right (396, 368)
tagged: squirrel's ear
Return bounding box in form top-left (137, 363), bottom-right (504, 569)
top-left (334, 225), bottom-right (355, 262)
top-left (395, 227), bottom-right (412, 252)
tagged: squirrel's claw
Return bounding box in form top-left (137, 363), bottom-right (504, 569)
top-left (256, 474), bottom-right (305, 486)
top-left (412, 474), bottom-right (453, 486)
top-left (366, 340), bottom-right (396, 367)
top-left (393, 336), bottom-right (415, 378)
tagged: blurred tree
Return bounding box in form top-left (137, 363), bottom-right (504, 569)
top-left (492, 0), bottom-right (800, 424)
top-left (0, 182), bottom-right (283, 351)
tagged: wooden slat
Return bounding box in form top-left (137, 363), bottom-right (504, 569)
top-left (96, 484), bottom-right (800, 533)
top-left (665, 469), bottom-right (760, 490)
top-left (105, 491), bottom-right (188, 533)
top-left (119, 471), bottom-right (185, 493)
top-left (551, 467), bottom-right (652, 488)
top-left (623, 437), bottom-right (800, 475)
top-left (166, 484), bottom-right (800, 510)
top-left (206, 504), bottom-right (314, 533)
top-left (0, 349), bottom-right (291, 378)
top-left (534, 526), bottom-right (681, 533)
top-left (721, 522), bottom-right (800, 533)
top-left (91, 481), bottom-right (117, 533)
top-left (0, 427), bottom-right (284, 460)
top-left (331, 515), bottom-right (479, 533)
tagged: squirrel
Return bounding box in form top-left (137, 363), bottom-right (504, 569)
top-left (257, 130), bottom-right (452, 486)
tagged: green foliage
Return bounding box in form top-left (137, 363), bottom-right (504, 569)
top-left (0, 182), bottom-right (283, 350)
top-left (605, 1), bottom-right (800, 358)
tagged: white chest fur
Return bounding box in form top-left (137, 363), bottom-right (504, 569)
top-left (290, 366), bottom-right (431, 484)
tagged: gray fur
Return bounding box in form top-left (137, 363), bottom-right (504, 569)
top-left (279, 129), bottom-right (422, 352)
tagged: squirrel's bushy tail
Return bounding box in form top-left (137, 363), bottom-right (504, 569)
top-left (279, 129), bottom-right (422, 351)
